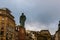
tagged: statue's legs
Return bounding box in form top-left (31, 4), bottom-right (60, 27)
top-left (20, 22), bottom-right (24, 27)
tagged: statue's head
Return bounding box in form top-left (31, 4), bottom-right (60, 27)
top-left (59, 21), bottom-right (60, 24)
top-left (22, 13), bottom-right (24, 15)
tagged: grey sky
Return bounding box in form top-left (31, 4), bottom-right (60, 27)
top-left (0, 0), bottom-right (60, 35)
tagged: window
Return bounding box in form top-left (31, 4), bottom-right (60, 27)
top-left (1, 23), bottom-right (4, 30)
top-left (0, 31), bottom-right (4, 36)
top-left (2, 18), bottom-right (4, 21)
top-left (6, 32), bottom-right (8, 40)
top-left (2, 22), bottom-right (4, 25)
top-left (1, 31), bottom-right (4, 35)
top-left (1, 27), bottom-right (4, 31)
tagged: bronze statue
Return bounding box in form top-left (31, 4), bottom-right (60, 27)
top-left (20, 13), bottom-right (26, 27)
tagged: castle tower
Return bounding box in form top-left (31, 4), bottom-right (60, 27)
top-left (0, 8), bottom-right (15, 40)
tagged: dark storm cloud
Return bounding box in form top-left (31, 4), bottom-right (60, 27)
top-left (26, 0), bottom-right (60, 25)
top-left (36, 11), bottom-right (60, 25)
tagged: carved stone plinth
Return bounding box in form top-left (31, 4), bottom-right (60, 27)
top-left (18, 26), bottom-right (26, 40)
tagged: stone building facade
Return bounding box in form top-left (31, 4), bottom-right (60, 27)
top-left (15, 26), bottom-right (19, 40)
top-left (26, 30), bottom-right (51, 40)
top-left (38, 30), bottom-right (51, 40)
top-left (0, 8), bottom-right (15, 40)
top-left (26, 30), bottom-right (37, 40)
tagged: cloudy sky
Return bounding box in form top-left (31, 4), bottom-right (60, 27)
top-left (0, 0), bottom-right (60, 35)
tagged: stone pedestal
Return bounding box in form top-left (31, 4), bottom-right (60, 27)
top-left (18, 26), bottom-right (26, 40)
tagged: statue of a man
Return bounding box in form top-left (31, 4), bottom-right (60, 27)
top-left (20, 13), bottom-right (26, 27)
